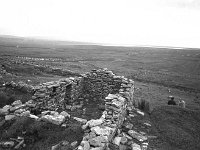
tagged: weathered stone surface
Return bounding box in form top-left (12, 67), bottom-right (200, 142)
top-left (5, 114), bottom-right (15, 121)
top-left (14, 109), bottom-right (26, 114)
top-left (120, 136), bottom-right (128, 144)
top-left (125, 123), bottom-right (133, 130)
top-left (91, 126), bottom-right (114, 136)
top-left (70, 141), bottom-right (78, 148)
top-left (80, 140), bottom-right (90, 150)
top-left (1, 141), bottom-right (15, 148)
top-left (50, 111), bottom-right (59, 116)
top-left (60, 111), bottom-right (70, 118)
top-left (128, 130), bottom-right (147, 142)
top-left (41, 115), bottom-right (65, 125)
top-left (131, 143), bottom-right (141, 150)
top-left (113, 136), bottom-right (122, 146)
top-left (51, 144), bottom-right (59, 150)
top-left (29, 114), bottom-right (39, 120)
top-left (74, 117), bottom-right (87, 124)
top-left (89, 136), bottom-right (107, 147)
top-left (82, 124), bottom-right (89, 130)
top-left (12, 100), bottom-right (22, 106)
top-left (0, 105), bottom-right (11, 115)
top-left (41, 111), bottom-right (50, 116)
top-left (25, 100), bottom-right (36, 108)
top-left (87, 119), bottom-right (104, 127)
top-left (9, 105), bottom-right (23, 112)
top-left (89, 131), bottom-right (97, 138)
top-left (20, 110), bottom-right (30, 116)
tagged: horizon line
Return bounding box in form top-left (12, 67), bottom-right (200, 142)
top-left (0, 34), bottom-right (200, 49)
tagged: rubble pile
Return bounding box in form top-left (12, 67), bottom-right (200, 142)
top-left (0, 99), bottom-right (72, 149)
top-left (5, 81), bottom-right (34, 93)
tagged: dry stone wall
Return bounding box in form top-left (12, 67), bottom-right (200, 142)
top-left (31, 68), bottom-right (130, 111)
top-left (32, 77), bottom-right (84, 110)
top-left (77, 71), bottom-right (139, 150)
top-left (0, 68), bottom-right (152, 150)
top-left (82, 69), bottom-right (123, 100)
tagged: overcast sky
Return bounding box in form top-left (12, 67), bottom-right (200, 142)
top-left (0, 0), bottom-right (200, 48)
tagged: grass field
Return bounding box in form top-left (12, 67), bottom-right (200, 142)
top-left (1, 36), bottom-right (200, 109)
top-left (0, 36), bottom-right (200, 150)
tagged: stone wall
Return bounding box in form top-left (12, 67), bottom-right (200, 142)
top-left (77, 71), bottom-right (138, 150)
top-left (65, 77), bottom-right (84, 105)
top-left (82, 69), bottom-right (123, 100)
top-left (0, 68), bottom-right (154, 150)
top-left (32, 68), bottom-right (132, 111)
top-left (31, 68), bottom-right (138, 149)
top-left (32, 77), bottom-right (84, 110)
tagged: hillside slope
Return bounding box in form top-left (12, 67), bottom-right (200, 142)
top-left (151, 106), bottom-right (200, 150)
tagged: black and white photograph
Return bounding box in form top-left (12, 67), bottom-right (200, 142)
top-left (0, 0), bottom-right (200, 150)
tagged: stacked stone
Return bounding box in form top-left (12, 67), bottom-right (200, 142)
top-left (66, 77), bottom-right (84, 105)
top-left (32, 77), bottom-right (84, 110)
top-left (83, 69), bottom-right (122, 100)
top-left (119, 77), bottom-right (135, 107)
top-left (32, 79), bottom-right (73, 110)
top-left (0, 100), bottom-right (36, 121)
top-left (77, 74), bottom-right (149, 150)
top-left (77, 93), bottom-right (127, 150)
top-left (104, 94), bottom-right (126, 129)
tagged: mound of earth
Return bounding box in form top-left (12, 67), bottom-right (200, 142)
top-left (151, 106), bottom-right (200, 150)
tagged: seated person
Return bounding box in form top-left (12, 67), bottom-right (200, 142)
top-left (168, 96), bottom-right (176, 105)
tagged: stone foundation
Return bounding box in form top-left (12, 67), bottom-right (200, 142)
top-left (0, 68), bottom-right (152, 150)
top-left (32, 68), bottom-right (132, 111)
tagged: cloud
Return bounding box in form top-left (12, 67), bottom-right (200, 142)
top-left (159, 0), bottom-right (200, 9)
top-left (0, 0), bottom-right (200, 48)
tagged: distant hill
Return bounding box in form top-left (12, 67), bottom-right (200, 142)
top-left (0, 34), bottom-right (200, 51)
top-left (0, 35), bottom-right (98, 49)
